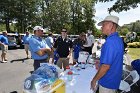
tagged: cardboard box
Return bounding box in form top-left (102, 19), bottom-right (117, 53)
top-left (23, 79), bottom-right (65, 93)
top-left (49, 79), bottom-right (65, 93)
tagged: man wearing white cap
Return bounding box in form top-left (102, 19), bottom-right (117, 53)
top-left (29, 26), bottom-right (52, 70)
top-left (91, 15), bottom-right (124, 93)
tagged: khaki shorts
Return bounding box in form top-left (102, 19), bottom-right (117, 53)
top-left (99, 85), bottom-right (116, 93)
top-left (57, 58), bottom-right (69, 70)
top-left (1, 45), bottom-right (8, 53)
top-left (24, 44), bottom-right (29, 51)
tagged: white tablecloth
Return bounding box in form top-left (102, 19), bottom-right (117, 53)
top-left (60, 65), bottom-right (97, 93)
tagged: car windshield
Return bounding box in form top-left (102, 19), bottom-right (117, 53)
top-left (8, 36), bottom-right (16, 43)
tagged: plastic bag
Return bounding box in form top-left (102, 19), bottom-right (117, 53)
top-left (24, 63), bottom-right (63, 93)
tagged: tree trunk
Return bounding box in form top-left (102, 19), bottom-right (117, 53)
top-left (5, 18), bottom-right (10, 33)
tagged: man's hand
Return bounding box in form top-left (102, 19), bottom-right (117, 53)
top-left (36, 48), bottom-right (51, 56)
top-left (67, 54), bottom-right (70, 59)
top-left (0, 43), bottom-right (4, 46)
top-left (90, 78), bottom-right (97, 91)
top-left (45, 48), bottom-right (53, 56)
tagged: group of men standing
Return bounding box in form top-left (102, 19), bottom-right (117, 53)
top-left (25, 17), bottom-right (124, 93)
top-left (23, 26), bottom-right (95, 71)
top-left (0, 15), bottom-right (124, 93)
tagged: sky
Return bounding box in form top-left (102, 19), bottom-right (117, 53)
top-left (95, 1), bottom-right (140, 28)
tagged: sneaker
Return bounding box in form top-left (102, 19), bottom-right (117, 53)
top-left (4, 59), bottom-right (8, 61)
top-left (26, 55), bottom-right (30, 59)
top-left (26, 57), bottom-right (30, 59)
top-left (2, 61), bottom-right (7, 63)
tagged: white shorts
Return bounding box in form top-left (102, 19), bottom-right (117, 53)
top-left (1, 45), bottom-right (8, 53)
top-left (99, 85), bottom-right (116, 93)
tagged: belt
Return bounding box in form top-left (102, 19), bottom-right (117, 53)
top-left (35, 59), bottom-right (47, 61)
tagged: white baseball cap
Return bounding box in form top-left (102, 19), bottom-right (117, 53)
top-left (33, 26), bottom-right (44, 31)
top-left (98, 15), bottom-right (119, 26)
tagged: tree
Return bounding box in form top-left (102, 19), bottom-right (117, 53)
top-left (96, 0), bottom-right (140, 13)
top-left (118, 27), bottom-right (129, 36)
top-left (44, 0), bottom-right (96, 34)
top-left (0, 0), bottom-right (96, 34)
top-left (0, 0), bottom-right (40, 33)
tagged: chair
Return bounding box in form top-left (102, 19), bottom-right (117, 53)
top-left (123, 64), bottom-right (132, 72)
top-left (119, 70), bottom-right (140, 93)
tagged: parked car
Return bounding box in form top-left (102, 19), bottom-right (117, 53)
top-left (68, 35), bottom-right (79, 42)
top-left (8, 35), bottom-right (17, 49)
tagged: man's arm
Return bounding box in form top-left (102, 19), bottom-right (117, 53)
top-left (67, 48), bottom-right (73, 58)
top-left (0, 41), bottom-right (3, 45)
top-left (91, 64), bottom-right (110, 90)
top-left (91, 35), bottom-right (95, 47)
top-left (36, 48), bottom-right (51, 56)
top-left (67, 39), bottom-right (73, 58)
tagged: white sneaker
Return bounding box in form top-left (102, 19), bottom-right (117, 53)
top-left (2, 61), bottom-right (7, 63)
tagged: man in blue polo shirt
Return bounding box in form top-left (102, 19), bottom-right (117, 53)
top-left (91, 15), bottom-right (124, 93)
top-left (29, 26), bottom-right (52, 70)
top-left (0, 31), bottom-right (9, 63)
top-left (23, 31), bottom-right (32, 58)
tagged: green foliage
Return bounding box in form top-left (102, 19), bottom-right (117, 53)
top-left (94, 28), bottom-right (102, 36)
top-left (127, 42), bottom-right (140, 48)
top-left (44, 0), bottom-right (96, 34)
top-left (0, 0), bottom-right (96, 34)
top-left (118, 20), bottom-right (140, 37)
top-left (0, 24), bottom-right (6, 32)
top-left (135, 36), bottom-right (140, 42)
top-left (118, 26), bottom-right (129, 36)
top-left (97, 0), bottom-right (140, 13)
top-left (128, 48), bottom-right (140, 60)
top-left (0, 0), bottom-right (41, 33)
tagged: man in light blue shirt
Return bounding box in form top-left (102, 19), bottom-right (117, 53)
top-left (23, 31), bottom-right (32, 58)
top-left (45, 32), bottom-right (54, 48)
top-left (45, 32), bottom-right (54, 64)
top-left (29, 26), bottom-right (52, 70)
top-left (91, 15), bottom-right (124, 93)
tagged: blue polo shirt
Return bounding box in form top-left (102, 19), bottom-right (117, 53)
top-left (0, 35), bottom-right (3, 41)
top-left (29, 36), bottom-right (48, 60)
top-left (23, 35), bottom-right (32, 44)
top-left (0, 35), bottom-right (9, 45)
top-left (99, 32), bottom-right (124, 89)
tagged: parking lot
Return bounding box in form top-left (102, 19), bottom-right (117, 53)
top-left (0, 49), bottom-right (33, 93)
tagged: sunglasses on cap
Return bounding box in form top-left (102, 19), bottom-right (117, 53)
top-left (61, 29), bottom-right (67, 32)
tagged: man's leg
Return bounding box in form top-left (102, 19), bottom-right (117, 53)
top-left (1, 53), bottom-right (4, 62)
top-left (4, 45), bottom-right (8, 61)
top-left (56, 58), bottom-right (63, 69)
top-left (26, 51), bottom-right (29, 58)
top-left (63, 58), bottom-right (69, 70)
top-left (87, 47), bottom-right (92, 55)
top-left (24, 44), bottom-right (29, 58)
top-left (1, 45), bottom-right (7, 62)
top-left (99, 85), bottom-right (116, 93)
top-left (49, 52), bottom-right (54, 64)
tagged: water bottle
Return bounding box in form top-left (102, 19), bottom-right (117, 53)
top-left (67, 71), bottom-right (73, 81)
top-left (81, 62), bottom-right (85, 69)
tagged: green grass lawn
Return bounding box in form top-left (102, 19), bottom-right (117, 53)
top-left (128, 48), bottom-right (140, 60)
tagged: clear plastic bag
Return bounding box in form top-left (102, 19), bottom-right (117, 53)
top-left (24, 63), bottom-right (62, 93)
